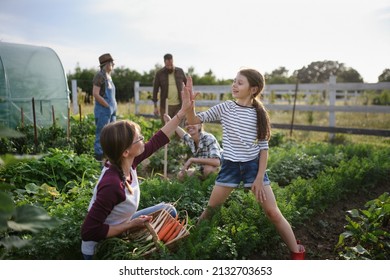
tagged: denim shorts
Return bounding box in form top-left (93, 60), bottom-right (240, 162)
top-left (215, 157), bottom-right (271, 188)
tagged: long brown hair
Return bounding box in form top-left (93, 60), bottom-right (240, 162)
top-left (239, 69), bottom-right (271, 141)
top-left (100, 120), bottom-right (140, 172)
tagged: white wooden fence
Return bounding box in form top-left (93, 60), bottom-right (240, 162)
top-left (134, 77), bottom-right (390, 137)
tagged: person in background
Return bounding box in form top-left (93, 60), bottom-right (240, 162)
top-left (152, 53), bottom-right (187, 123)
top-left (81, 93), bottom-right (191, 259)
top-left (92, 53), bottom-right (117, 161)
top-left (163, 114), bottom-right (222, 180)
top-left (182, 70), bottom-right (305, 260)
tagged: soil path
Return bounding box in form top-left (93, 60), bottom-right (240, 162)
top-left (294, 182), bottom-right (389, 259)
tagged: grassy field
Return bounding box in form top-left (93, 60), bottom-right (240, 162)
top-left (75, 101), bottom-right (390, 146)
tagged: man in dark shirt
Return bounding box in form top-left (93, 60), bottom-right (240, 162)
top-left (152, 53), bottom-right (187, 123)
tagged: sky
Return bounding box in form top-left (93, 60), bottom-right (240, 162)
top-left (1, 0), bottom-right (389, 83)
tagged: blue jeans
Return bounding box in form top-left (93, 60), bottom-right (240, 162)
top-left (94, 105), bottom-right (116, 159)
top-left (215, 157), bottom-right (271, 188)
top-left (132, 202), bottom-right (177, 219)
top-left (82, 253), bottom-right (93, 260)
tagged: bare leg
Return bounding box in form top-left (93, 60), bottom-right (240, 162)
top-left (258, 185), bottom-right (299, 253)
top-left (199, 185), bottom-right (234, 221)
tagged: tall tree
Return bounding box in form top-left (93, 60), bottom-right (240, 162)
top-left (293, 60), bottom-right (363, 83)
top-left (112, 67), bottom-right (143, 101)
top-left (378, 69), bottom-right (390, 82)
top-left (265, 66), bottom-right (294, 84)
top-left (337, 68), bottom-right (363, 83)
top-left (196, 69), bottom-right (217, 85)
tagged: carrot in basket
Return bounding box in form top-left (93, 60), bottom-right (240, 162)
top-left (165, 219), bottom-right (186, 243)
top-left (157, 219), bottom-right (176, 241)
top-left (162, 220), bottom-right (180, 243)
top-left (162, 218), bottom-right (183, 243)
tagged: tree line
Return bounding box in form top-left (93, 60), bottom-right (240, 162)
top-left (67, 60), bottom-right (390, 103)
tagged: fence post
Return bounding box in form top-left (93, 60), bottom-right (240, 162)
top-left (328, 75), bottom-right (336, 141)
top-left (71, 80), bottom-right (78, 115)
top-left (216, 91), bottom-right (221, 102)
top-left (134, 81), bottom-right (140, 115)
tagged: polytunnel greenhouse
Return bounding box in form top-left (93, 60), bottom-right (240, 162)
top-left (0, 42), bottom-right (70, 129)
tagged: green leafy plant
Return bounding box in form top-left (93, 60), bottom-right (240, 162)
top-left (0, 191), bottom-right (58, 259)
top-left (67, 114), bottom-right (95, 155)
top-left (336, 192), bottom-right (390, 260)
top-left (1, 171), bottom-right (98, 260)
top-left (268, 141), bottom-right (343, 186)
top-left (0, 148), bottom-right (100, 193)
top-left (0, 126), bottom-right (59, 259)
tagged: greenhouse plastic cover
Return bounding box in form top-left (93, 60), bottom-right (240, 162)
top-left (0, 42), bottom-right (70, 129)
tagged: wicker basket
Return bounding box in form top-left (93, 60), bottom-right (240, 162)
top-left (124, 209), bottom-right (190, 257)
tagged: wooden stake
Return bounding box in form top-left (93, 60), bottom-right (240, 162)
top-left (32, 97), bottom-right (38, 149)
top-left (79, 104), bottom-right (82, 122)
top-left (21, 107), bottom-right (24, 128)
top-left (67, 106), bottom-right (70, 141)
top-left (52, 105), bottom-right (56, 126)
top-left (163, 100), bottom-right (168, 179)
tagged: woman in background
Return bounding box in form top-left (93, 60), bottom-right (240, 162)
top-left (92, 53), bottom-right (117, 161)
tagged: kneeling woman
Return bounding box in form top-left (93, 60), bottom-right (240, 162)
top-left (81, 109), bottom-right (187, 259)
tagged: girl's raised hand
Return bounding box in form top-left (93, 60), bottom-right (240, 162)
top-left (181, 76), bottom-right (197, 112)
top-left (186, 76), bottom-right (194, 100)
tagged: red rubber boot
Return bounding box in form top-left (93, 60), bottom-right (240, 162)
top-left (291, 241), bottom-right (305, 260)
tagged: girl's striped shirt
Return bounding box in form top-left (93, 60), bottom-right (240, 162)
top-left (197, 100), bottom-right (268, 162)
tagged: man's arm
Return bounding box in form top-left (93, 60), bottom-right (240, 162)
top-left (152, 72), bottom-right (160, 115)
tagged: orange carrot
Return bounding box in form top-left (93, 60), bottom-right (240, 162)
top-left (158, 220), bottom-right (173, 237)
top-left (165, 219), bottom-right (185, 243)
top-left (157, 219), bottom-right (176, 241)
top-left (162, 220), bottom-right (180, 243)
